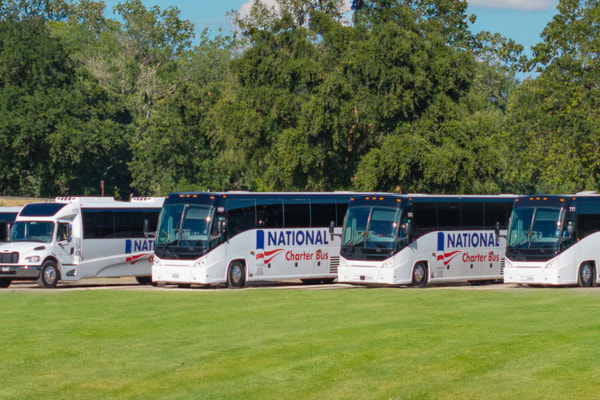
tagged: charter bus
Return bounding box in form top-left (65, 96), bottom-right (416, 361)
top-left (0, 207), bottom-right (21, 242)
top-left (504, 193), bottom-right (600, 287)
top-left (152, 192), bottom-right (353, 287)
top-left (0, 197), bottom-right (163, 288)
top-left (336, 194), bottom-right (516, 286)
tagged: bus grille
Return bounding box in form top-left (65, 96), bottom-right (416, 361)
top-left (500, 258), bottom-right (505, 275)
top-left (0, 252), bottom-right (18, 264)
top-left (329, 256), bottom-right (340, 274)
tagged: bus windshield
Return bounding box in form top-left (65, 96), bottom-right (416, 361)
top-left (11, 221), bottom-right (54, 243)
top-left (155, 204), bottom-right (215, 259)
top-left (341, 206), bottom-right (405, 260)
top-left (507, 207), bottom-right (563, 250)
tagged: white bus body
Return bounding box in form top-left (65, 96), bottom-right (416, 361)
top-left (337, 194), bottom-right (515, 286)
top-left (152, 192), bottom-right (352, 287)
top-left (0, 197), bottom-right (163, 288)
top-left (504, 194), bottom-right (600, 286)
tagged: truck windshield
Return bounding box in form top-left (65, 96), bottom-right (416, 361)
top-left (341, 206), bottom-right (405, 260)
top-left (507, 207), bottom-right (563, 250)
top-left (155, 204), bottom-right (215, 259)
top-left (11, 221), bottom-right (54, 243)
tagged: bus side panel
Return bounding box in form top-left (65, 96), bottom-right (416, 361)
top-left (72, 238), bottom-right (155, 279)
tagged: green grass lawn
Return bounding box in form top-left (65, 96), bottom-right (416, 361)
top-left (1, 286), bottom-right (599, 399)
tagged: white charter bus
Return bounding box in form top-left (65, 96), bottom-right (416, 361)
top-left (336, 194), bottom-right (515, 286)
top-left (152, 192), bottom-right (352, 287)
top-left (0, 197), bottom-right (163, 288)
top-left (504, 194), bottom-right (600, 287)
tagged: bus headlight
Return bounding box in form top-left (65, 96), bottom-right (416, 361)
top-left (153, 257), bottom-right (161, 266)
top-left (546, 259), bottom-right (557, 269)
top-left (339, 258), bottom-right (347, 268)
top-left (25, 256), bottom-right (40, 263)
top-left (504, 259), bottom-right (512, 269)
top-left (382, 259), bottom-right (394, 268)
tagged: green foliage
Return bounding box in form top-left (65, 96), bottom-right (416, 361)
top-left (1, 0), bottom-right (599, 196)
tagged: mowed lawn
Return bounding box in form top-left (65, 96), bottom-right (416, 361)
top-left (1, 286), bottom-right (600, 399)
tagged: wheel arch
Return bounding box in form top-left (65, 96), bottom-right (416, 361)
top-left (411, 260), bottom-right (429, 285)
top-left (226, 258), bottom-right (247, 282)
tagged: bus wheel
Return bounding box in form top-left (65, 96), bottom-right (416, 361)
top-left (38, 260), bottom-right (59, 288)
top-left (412, 263), bottom-right (427, 286)
top-left (228, 262), bottom-right (245, 288)
top-left (135, 276), bottom-right (152, 285)
top-left (578, 263), bottom-right (594, 287)
top-left (0, 278), bottom-right (11, 288)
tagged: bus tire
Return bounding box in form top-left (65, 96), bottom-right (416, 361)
top-left (0, 278), bottom-right (11, 288)
top-left (228, 261), bottom-right (245, 288)
top-left (578, 262), bottom-right (594, 287)
top-left (135, 276), bottom-right (152, 285)
top-left (412, 262), bottom-right (427, 286)
top-left (38, 260), bottom-right (59, 288)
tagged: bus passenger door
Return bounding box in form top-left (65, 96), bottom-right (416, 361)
top-left (55, 222), bottom-right (75, 267)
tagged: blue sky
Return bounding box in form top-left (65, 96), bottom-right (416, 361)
top-left (102, 0), bottom-right (560, 55)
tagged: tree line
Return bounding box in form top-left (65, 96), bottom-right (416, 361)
top-left (0, 0), bottom-right (598, 198)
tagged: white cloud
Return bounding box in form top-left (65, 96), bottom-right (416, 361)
top-left (468, 0), bottom-right (557, 12)
top-left (239, 0), bottom-right (281, 18)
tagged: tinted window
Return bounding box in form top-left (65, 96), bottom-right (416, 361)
top-left (21, 203), bottom-right (66, 217)
top-left (83, 209), bottom-right (160, 239)
top-left (284, 200), bottom-right (310, 228)
top-left (461, 202), bottom-right (484, 228)
top-left (227, 199), bottom-right (256, 237)
top-left (256, 200), bottom-right (283, 228)
top-left (437, 202), bottom-right (460, 228)
top-left (485, 202), bottom-right (511, 229)
top-left (312, 202), bottom-right (337, 227)
top-left (413, 202), bottom-right (437, 230)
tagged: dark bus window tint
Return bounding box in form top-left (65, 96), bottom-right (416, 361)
top-left (114, 210), bottom-right (145, 237)
top-left (461, 202), bottom-right (484, 228)
top-left (485, 202), bottom-right (511, 229)
top-left (311, 202), bottom-right (337, 227)
top-left (577, 214), bottom-right (600, 239)
top-left (227, 199), bottom-right (256, 237)
top-left (83, 210), bottom-right (114, 238)
top-left (413, 202), bottom-right (437, 233)
top-left (256, 200), bottom-right (283, 228)
top-left (437, 202), bottom-right (460, 228)
top-left (336, 202), bottom-right (349, 226)
top-left (284, 201), bottom-right (310, 228)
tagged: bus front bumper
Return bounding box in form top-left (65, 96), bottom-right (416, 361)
top-left (338, 266), bottom-right (410, 286)
top-left (0, 265), bottom-right (41, 280)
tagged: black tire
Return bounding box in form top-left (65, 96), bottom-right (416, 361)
top-left (0, 278), bottom-right (11, 288)
top-left (301, 279), bottom-right (321, 285)
top-left (135, 276), bottom-right (152, 285)
top-left (412, 262), bottom-right (427, 286)
top-left (38, 260), bottom-right (59, 288)
top-left (321, 278), bottom-right (335, 284)
top-left (578, 263), bottom-right (594, 287)
top-left (228, 261), bottom-right (245, 288)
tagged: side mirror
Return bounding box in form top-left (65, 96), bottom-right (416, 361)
top-left (329, 220), bottom-right (341, 240)
top-left (143, 219), bottom-right (155, 238)
top-left (494, 221), bottom-right (507, 239)
top-left (217, 218), bottom-right (226, 235)
top-left (403, 220), bottom-right (412, 236)
top-left (5, 224), bottom-right (10, 241)
top-left (567, 221), bottom-right (574, 236)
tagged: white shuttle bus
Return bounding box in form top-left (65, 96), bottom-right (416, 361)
top-left (152, 192), bottom-right (352, 287)
top-left (0, 197), bottom-right (163, 288)
top-left (504, 194), bottom-right (600, 287)
top-left (336, 194), bottom-right (515, 286)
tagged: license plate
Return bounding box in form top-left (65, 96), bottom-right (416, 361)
top-left (2, 266), bottom-right (10, 272)
top-left (172, 273), bottom-right (179, 279)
